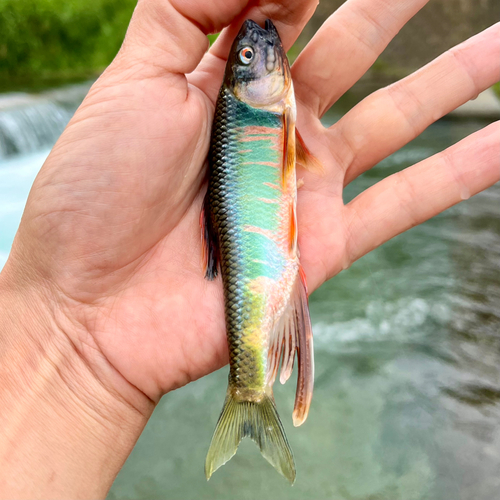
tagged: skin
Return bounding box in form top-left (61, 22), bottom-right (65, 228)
top-left (0, 0), bottom-right (498, 497)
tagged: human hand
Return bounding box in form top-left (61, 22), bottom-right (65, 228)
top-left (1, 0), bottom-right (499, 497)
top-left (3, 0), bottom-right (499, 407)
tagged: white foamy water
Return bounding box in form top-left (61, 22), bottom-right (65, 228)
top-left (0, 100), bottom-right (70, 157)
top-left (0, 82), bottom-right (91, 159)
top-left (0, 149), bottom-right (50, 270)
top-left (313, 297), bottom-right (452, 348)
top-left (0, 251), bottom-right (8, 269)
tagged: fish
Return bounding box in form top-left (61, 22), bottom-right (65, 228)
top-left (201, 18), bottom-right (319, 484)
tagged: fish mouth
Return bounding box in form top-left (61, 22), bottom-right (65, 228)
top-left (238, 18), bottom-right (282, 46)
top-left (264, 19), bottom-right (275, 32)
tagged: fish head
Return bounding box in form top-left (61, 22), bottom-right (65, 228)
top-left (225, 19), bottom-right (291, 108)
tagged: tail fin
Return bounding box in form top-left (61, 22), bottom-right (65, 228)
top-left (205, 392), bottom-right (296, 484)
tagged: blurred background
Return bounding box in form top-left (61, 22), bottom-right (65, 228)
top-left (1, 1), bottom-right (499, 499)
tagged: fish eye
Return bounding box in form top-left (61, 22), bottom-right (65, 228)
top-left (239, 47), bottom-right (254, 64)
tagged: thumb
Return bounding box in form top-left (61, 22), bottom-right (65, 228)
top-left (117, 0), bottom-right (249, 76)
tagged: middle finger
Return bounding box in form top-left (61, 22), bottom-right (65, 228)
top-left (334, 22), bottom-right (500, 185)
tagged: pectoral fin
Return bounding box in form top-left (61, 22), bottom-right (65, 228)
top-left (296, 129), bottom-right (324, 174)
top-left (282, 106), bottom-right (296, 188)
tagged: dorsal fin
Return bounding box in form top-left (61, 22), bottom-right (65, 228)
top-left (200, 193), bottom-right (219, 280)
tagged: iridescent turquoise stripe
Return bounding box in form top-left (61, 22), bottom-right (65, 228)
top-left (230, 100), bottom-right (286, 282)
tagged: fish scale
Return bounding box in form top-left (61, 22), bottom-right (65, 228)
top-left (207, 86), bottom-right (285, 391)
top-left (209, 89), bottom-right (248, 384)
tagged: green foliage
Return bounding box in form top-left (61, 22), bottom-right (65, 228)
top-left (370, 57), bottom-right (409, 80)
top-left (286, 43), bottom-right (301, 64)
top-left (0, 0), bottom-right (137, 89)
top-left (207, 33), bottom-right (219, 45)
top-left (492, 82), bottom-right (500, 101)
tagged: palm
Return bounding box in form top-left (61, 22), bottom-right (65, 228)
top-left (11, 0), bottom-right (499, 402)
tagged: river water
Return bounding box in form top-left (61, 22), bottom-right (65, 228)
top-left (0, 87), bottom-right (499, 500)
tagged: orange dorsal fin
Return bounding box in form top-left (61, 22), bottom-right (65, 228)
top-left (296, 129), bottom-right (324, 174)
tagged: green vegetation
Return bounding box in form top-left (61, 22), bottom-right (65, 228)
top-left (492, 83), bottom-right (500, 101)
top-left (0, 0), bottom-right (137, 90)
top-left (370, 57), bottom-right (409, 80)
top-left (207, 33), bottom-right (219, 45)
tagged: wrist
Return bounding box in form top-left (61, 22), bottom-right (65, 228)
top-left (0, 267), bottom-right (153, 499)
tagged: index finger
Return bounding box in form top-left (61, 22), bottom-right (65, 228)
top-left (292, 0), bottom-right (429, 117)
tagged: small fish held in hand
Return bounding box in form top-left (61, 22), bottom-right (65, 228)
top-left (201, 19), bottom-right (320, 484)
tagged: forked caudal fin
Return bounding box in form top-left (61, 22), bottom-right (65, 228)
top-left (205, 392), bottom-right (296, 484)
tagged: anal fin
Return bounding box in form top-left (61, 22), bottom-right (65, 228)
top-left (292, 266), bottom-right (314, 427)
top-left (289, 202), bottom-right (297, 255)
top-left (266, 265), bottom-right (314, 427)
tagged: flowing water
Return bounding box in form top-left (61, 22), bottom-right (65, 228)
top-left (0, 85), bottom-right (499, 500)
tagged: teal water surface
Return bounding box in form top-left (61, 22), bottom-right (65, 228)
top-left (0, 109), bottom-right (499, 500)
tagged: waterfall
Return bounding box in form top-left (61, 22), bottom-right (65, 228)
top-left (0, 82), bottom-right (92, 159)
